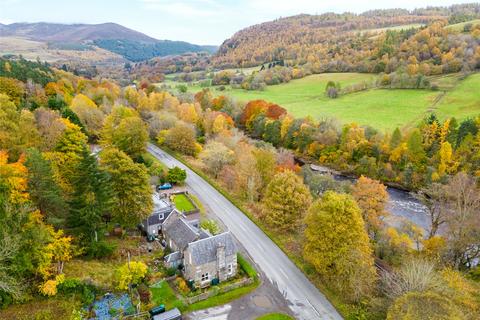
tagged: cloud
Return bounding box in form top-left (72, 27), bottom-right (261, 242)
top-left (138, 0), bottom-right (227, 18)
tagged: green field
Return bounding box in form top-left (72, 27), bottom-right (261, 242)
top-left (435, 73), bottom-right (480, 120)
top-left (172, 193), bottom-right (196, 212)
top-left (445, 19), bottom-right (480, 31)
top-left (164, 72), bottom-right (480, 131)
top-left (360, 23), bottom-right (424, 36)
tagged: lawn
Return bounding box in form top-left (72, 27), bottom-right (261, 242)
top-left (256, 313), bottom-right (294, 320)
top-left (172, 193), bottom-right (196, 212)
top-left (434, 73), bottom-right (480, 121)
top-left (150, 281), bottom-right (187, 311)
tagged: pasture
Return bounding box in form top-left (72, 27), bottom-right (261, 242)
top-left (445, 19), bottom-right (480, 32)
top-left (434, 73), bottom-right (480, 121)
top-left (164, 72), bottom-right (480, 132)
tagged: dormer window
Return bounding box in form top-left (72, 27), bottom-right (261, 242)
top-left (159, 213), bottom-right (164, 220)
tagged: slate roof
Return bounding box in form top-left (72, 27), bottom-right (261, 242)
top-left (186, 232), bottom-right (237, 265)
top-left (152, 308), bottom-right (181, 320)
top-left (164, 216), bottom-right (199, 251)
top-left (142, 193), bottom-right (173, 226)
top-left (164, 251), bottom-right (182, 263)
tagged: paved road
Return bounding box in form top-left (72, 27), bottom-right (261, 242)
top-left (147, 144), bottom-right (342, 320)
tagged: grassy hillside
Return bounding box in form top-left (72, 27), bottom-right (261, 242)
top-left (435, 73), bottom-right (480, 120)
top-left (166, 72), bottom-right (480, 131)
top-left (445, 18), bottom-right (480, 31)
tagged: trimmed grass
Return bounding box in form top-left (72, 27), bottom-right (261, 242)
top-left (256, 313), bottom-right (294, 320)
top-left (185, 280), bottom-right (258, 312)
top-left (435, 73), bottom-right (480, 121)
top-left (151, 281), bottom-right (187, 311)
top-left (172, 193), bottom-right (196, 212)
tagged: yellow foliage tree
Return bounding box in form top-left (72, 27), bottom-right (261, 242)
top-left (438, 141), bottom-right (458, 177)
top-left (352, 176), bottom-right (389, 237)
top-left (303, 191), bottom-right (376, 301)
top-left (115, 261), bottom-right (148, 290)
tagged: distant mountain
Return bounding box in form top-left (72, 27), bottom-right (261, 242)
top-left (93, 39), bottom-right (217, 62)
top-left (0, 22), bottom-right (217, 62)
top-left (0, 22), bottom-right (157, 43)
top-left (213, 4), bottom-right (480, 68)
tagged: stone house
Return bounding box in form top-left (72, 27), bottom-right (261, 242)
top-left (183, 232), bottom-right (237, 287)
top-left (163, 211), bottom-right (238, 288)
top-left (141, 192), bottom-right (200, 237)
top-left (141, 192), bottom-right (174, 236)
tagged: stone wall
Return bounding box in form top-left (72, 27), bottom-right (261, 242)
top-left (185, 277), bottom-right (254, 304)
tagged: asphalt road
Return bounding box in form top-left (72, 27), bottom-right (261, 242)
top-left (147, 144), bottom-right (342, 320)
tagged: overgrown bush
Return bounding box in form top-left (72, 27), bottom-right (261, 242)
top-left (57, 278), bottom-right (96, 305)
top-left (237, 253), bottom-right (257, 279)
top-left (84, 240), bottom-right (116, 259)
top-left (137, 283), bottom-right (151, 303)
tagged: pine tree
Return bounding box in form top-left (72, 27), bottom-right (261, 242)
top-left (67, 148), bottom-right (112, 246)
top-left (25, 148), bottom-right (68, 227)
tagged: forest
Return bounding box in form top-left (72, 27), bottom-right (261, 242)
top-left (1, 3), bottom-right (480, 320)
top-left (94, 39), bottom-right (216, 62)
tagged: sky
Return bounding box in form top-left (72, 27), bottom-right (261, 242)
top-left (0, 0), bottom-right (475, 45)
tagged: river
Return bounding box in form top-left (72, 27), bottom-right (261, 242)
top-left (324, 171), bottom-right (431, 232)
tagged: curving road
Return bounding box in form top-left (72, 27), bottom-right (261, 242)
top-left (147, 144), bottom-right (342, 320)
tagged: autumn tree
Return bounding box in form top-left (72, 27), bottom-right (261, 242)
top-left (161, 123), bottom-right (200, 156)
top-left (443, 172), bottom-right (480, 268)
top-left (200, 141), bottom-right (234, 178)
top-left (0, 94), bottom-right (21, 158)
top-left (101, 106), bottom-right (148, 160)
top-left (253, 148), bottom-right (276, 190)
top-left (167, 166), bottom-right (187, 185)
top-left (70, 93), bottom-right (105, 139)
top-left (99, 147), bottom-right (153, 227)
top-left (115, 261), bottom-right (148, 291)
top-left (417, 183), bottom-right (449, 237)
top-left (352, 175), bottom-right (389, 238)
top-left (262, 170), bottom-right (312, 231)
top-left (303, 191), bottom-right (376, 301)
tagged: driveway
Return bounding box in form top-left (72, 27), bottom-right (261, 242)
top-left (185, 271), bottom-right (293, 320)
top-left (147, 144), bottom-right (342, 320)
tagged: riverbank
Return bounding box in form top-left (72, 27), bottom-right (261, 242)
top-left (298, 157), bottom-right (431, 232)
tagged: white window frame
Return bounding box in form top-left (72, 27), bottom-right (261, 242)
top-left (201, 272), bottom-right (210, 282)
top-left (227, 264), bottom-right (233, 275)
top-left (159, 213), bottom-right (164, 220)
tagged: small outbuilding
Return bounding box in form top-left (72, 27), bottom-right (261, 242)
top-left (152, 307), bottom-right (182, 320)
